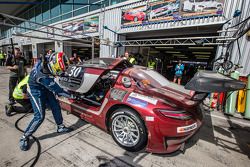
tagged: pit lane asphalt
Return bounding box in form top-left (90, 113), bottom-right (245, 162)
top-left (0, 67), bottom-right (250, 167)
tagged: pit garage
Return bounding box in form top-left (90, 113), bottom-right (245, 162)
top-left (117, 25), bottom-right (220, 84)
top-left (62, 38), bottom-right (100, 61)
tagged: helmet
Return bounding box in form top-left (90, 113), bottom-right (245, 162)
top-left (47, 52), bottom-right (69, 76)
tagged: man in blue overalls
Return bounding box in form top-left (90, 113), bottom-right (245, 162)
top-left (19, 52), bottom-right (74, 151)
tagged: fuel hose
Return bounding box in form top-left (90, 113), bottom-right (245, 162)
top-left (14, 110), bottom-right (41, 167)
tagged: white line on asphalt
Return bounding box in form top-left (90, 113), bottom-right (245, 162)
top-left (205, 113), bottom-right (250, 127)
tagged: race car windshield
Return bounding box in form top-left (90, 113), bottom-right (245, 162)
top-left (130, 68), bottom-right (170, 88)
top-left (83, 58), bottom-right (116, 68)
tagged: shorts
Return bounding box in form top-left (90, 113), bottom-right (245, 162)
top-left (174, 74), bottom-right (182, 79)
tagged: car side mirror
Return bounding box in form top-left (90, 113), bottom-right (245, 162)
top-left (121, 77), bottom-right (131, 88)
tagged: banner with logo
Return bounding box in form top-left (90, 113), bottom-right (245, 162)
top-left (83, 16), bottom-right (99, 33)
top-left (62, 16), bottom-right (99, 36)
top-left (121, 0), bottom-right (224, 27)
top-left (179, 0), bottom-right (224, 19)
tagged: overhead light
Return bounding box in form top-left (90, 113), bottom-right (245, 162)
top-left (195, 55), bottom-right (210, 57)
top-left (173, 54), bottom-right (185, 56)
top-left (155, 47), bottom-right (174, 49)
top-left (80, 48), bottom-right (89, 50)
top-left (165, 51), bottom-right (181, 53)
top-left (150, 51), bottom-right (159, 53)
top-left (192, 52), bottom-right (211, 54)
top-left (189, 47), bottom-right (214, 49)
top-left (196, 57), bottom-right (209, 59)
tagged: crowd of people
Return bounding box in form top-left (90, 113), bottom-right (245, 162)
top-left (121, 51), bottom-right (209, 85)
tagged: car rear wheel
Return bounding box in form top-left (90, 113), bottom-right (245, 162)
top-left (110, 108), bottom-right (147, 152)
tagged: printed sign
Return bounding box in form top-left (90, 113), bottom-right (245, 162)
top-left (121, 0), bottom-right (224, 27)
top-left (177, 122), bottom-right (197, 133)
top-left (62, 16), bottom-right (99, 36)
top-left (62, 20), bottom-right (84, 36)
top-left (127, 97), bottom-right (148, 108)
top-left (110, 88), bottom-right (127, 101)
top-left (179, 0), bottom-right (224, 19)
top-left (129, 92), bottom-right (158, 105)
top-left (84, 16), bottom-right (99, 33)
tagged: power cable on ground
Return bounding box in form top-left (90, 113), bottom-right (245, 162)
top-left (14, 109), bottom-right (41, 167)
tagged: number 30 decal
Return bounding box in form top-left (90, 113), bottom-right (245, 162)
top-left (68, 66), bottom-right (82, 77)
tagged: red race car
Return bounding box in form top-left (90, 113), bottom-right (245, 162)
top-left (58, 58), bottom-right (245, 153)
top-left (123, 10), bottom-right (146, 22)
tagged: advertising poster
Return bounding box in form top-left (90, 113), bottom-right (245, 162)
top-left (121, 5), bottom-right (147, 26)
top-left (121, 0), bottom-right (224, 27)
top-left (179, 0), bottom-right (224, 19)
top-left (147, 0), bottom-right (180, 21)
top-left (62, 16), bottom-right (99, 36)
top-left (62, 20), bottom-right (84, 36)
top-left (83, 16), bottom-right (99, 33)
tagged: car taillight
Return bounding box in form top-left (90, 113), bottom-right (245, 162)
top-left (155, 109), bottom-right (192, 120)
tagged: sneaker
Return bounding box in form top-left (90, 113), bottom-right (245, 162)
top-left (19, 136), bottom-right (30, 151)
top-left (9, 100), bottom-right (16, 105)
top-left (57, 124), bottom-right (73, 133)
top-left (5, 104), bottom-right (13, 117)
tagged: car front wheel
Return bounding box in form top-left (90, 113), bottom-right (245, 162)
top-left (110, 108), bottom-right (147, 152)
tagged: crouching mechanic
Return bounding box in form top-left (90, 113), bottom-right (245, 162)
top-left (5, 75), bottom-right (32, 116)
top-left (19, 52), bottom-right (75, 151)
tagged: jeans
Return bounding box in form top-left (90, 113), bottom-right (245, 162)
top-left (9, 77), bottom-right (18, 103)
top-left (14, 99), bottom-right (32, 112)
top-left (24, 86), bottom-right (63, 137)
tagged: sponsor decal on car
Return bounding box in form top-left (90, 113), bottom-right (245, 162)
top-left (177, 122), bottom-right (197, 133)
top-left (110, 88), bottom-right (127, 101)
top-left (145, 116), bottom-right (154, 122)
top-left (129, 92), bottom-right (158, 105)
top-left (127, 97), bottom-right (148, 108)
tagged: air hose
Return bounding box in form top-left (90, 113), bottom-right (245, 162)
top-left (14, 110), bottom-right (41, 167)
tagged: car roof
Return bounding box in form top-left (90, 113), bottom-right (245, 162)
top-left (78, 58), bottom-right (125, 69)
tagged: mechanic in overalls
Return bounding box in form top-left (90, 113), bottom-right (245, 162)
top-left (19, 52), bottom-right (74, 151)
top-left (5, 75), bottom-right (32, 116)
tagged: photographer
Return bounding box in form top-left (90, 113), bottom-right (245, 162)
top-left (6, 48), bottom-right (28, 105)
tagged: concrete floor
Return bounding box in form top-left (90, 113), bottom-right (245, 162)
top-left (0, 66), bottom-right (250, 167)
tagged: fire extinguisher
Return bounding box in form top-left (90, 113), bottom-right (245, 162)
top-left (237, 76), bottom-right (247, 114)
top-left (210, 93), bottom-right (218, 109)
top-left (217, 92), bottom-right (225, 111)
top-left (225, 71), bottom-right (240, 115)
top-left (244, 75), bottom-right (250, 119)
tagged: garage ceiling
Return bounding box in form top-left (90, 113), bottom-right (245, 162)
top-left (0, 0), bottom-right (37, 16)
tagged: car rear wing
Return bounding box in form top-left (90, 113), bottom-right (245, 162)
top-left (185, 71), bottom-right (246, 93)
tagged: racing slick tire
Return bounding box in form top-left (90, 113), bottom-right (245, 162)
top-left (109, 108), bottom-right (147, 152)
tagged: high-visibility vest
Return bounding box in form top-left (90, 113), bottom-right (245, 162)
top-left (148, 61), bottom-right (156, 69)
top-left (129, 57), bottom-right (136, 64)
top-left (13, 75), bottom-right (29, 100)
top-left (0, 53), bottom-right (4, 59)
